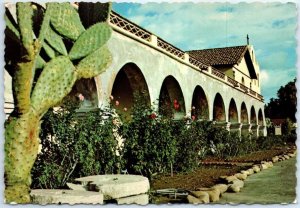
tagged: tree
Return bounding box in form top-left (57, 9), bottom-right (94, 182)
top-left (4, 2), bottom-right (112, 203)
top-left (265, 78), bottom-right (296, 122)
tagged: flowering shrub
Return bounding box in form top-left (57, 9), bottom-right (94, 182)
top-left (32, 93), bottom-right (292, 187)
top-left (31, 98), bottom-right (123, 189)
top-left (172, 120), bottom-right (208, 172)
top-left (120, 94), bottom-right (177, 179)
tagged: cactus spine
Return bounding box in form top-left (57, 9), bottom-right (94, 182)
top-left (5, 2), bottom-right (112, 203)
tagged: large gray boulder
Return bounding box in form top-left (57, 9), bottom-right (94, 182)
top-left (75, 175), bottom-right (149, 200)
top-left (31, 189), bottom-right (103, 205)
top-left (116, 193), bottom-right (148, 205)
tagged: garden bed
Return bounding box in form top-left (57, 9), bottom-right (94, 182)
top-left (150, 145), bottom-right (294, 204)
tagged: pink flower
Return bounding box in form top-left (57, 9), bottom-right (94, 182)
top-left (78, 93), bottom-right (84, 101)
top-left (173, 99), bottom-right (178, 104)
top-left (149, 113), bottom-right (156, 119)
top-left (192, 115), bottom-right (196, 121)
top-left (115, 100), bottom-right (119, 106)
top-left (123, 107), bottom-right (127, 112)
top-left (192, 106), bottom-right (196, 110)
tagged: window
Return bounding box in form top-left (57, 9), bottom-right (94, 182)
top-left (242, 77), bottom-right (245, 85)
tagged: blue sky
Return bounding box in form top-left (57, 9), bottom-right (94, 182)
top-left (112, 2), bottom-right (297, 103)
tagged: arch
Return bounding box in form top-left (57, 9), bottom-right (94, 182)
top-left (250, 106), bottom-right (257, 124)
top-left (69, 78), bottom-right (98, 110)
top-left (240, 102), bottom-right (248, 124)
top-left (111, 63), bottom-right (151, 115)
top-left (228, 98), bottom-right (238, 123)
top-left (258, 108), bottom-right (264, 126)
top-left (159, 75), bottom-right (186, 119)
top-left (213, 93), bottom-right (226, 121)
top-left (191, 85), bottom-right (209, 120)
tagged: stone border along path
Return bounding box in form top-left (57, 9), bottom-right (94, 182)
top-left (187, 148), bottom-right (297, 204)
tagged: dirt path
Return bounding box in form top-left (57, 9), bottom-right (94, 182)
top-left (218, 157), bottom-right (297, 204)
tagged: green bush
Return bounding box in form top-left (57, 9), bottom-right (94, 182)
top-left (32, 93), bottom-right (294, 188)
top-left (120, 97), bottom-right (177, 179)
top-left (173, 120), bottom-right (209, 172)
top-left (31, 99), bottom-right (122, 189)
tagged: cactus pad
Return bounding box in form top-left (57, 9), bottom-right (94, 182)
top-left (31, 56), bottom-right (77, 115)
top-left (42, 41), bottom-right (56, 59)
top-left (48, 3), bottom-right (85, 41)
top-left (5, 13), bottom-right (20, 39)
top-left (78, 2), bottom-right (112, 28)
top-left (69, 22), bottom-right (112, 60)
top-left (17, 2), bottom-right (34, 57)
top-left (45, 27), bottom-right (68, 56)
top-left (35, 55), bottom-right (46, 69)
top-left (76, 44), bottom-right (112, 79)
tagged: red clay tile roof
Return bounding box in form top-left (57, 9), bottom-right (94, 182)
top-left (270, 119), bottom-right (286, 126)
top-left (187, 45), bottom-right (248, 66)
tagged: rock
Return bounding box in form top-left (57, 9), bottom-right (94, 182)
top-left (219, 175), bottom-right (237, 184)
top-left (241, 170), bottom-right (250, 176)
top-left (227, 179), bottom-right (244, 193)
top-left (288, 153), bottom-right (295, 158)
top-left (252, 165), bottom-right (260, 173)
top-left (212, 184), bottom-right (228, 194)
top-left (227, 183), bottom-right (241, 193)
top-left (75, 175), bottom-right (149, 200)
top-left (231, 179), bottom-right (244, 188)
top-left (267, 161), bottom-right (273, 168)
top-left (234, 173), bottom-right (247, 180)
top-left (197, 188), bottom-right (220, 202)
top-left (31, 189), bottom-right (103, 205)
top-left (260, 163), bottom-right (268, 170)
top-left (247, 168), bottom-right (254, 175)
top-left (190, 191), bottom-right (210, 203)
top-left (272, 156), bottom-right (279, 163)
top-left (284, 155), bottom-right (290, 160)
top-left (187, 195), bottom-right (203, 204)
top-left (67, 183), bottom-right (86, 191)
top-left (116, 194), bottom-right (148, 205)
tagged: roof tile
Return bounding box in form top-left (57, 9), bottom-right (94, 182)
top-left (187, 45), bottom-right (248, 66)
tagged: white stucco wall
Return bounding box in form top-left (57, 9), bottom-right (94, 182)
top-left (96, 31), bottom-right (266, 128)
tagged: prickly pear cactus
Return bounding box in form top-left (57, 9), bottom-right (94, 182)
top-left (4, 2), bottom-right (112, 203)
